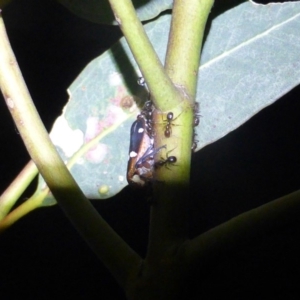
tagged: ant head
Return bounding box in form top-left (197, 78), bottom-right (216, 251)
top-left (144, 100), bottom-right (153, 111)
top-left (167, 112), bottom-right (174, 121)
top-left (137, 77), bottom-right (145, 86)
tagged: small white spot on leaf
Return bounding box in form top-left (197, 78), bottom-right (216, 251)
top-left (109, 72), bottom-right (122, 86)
top-left (50, 116), bottom-right (83, 157)
top-left (86, 143), bottom-right (108, 163)
top-left (85, 116), bottom-right (100, 140)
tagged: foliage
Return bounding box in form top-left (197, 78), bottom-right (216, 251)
top-left (1, 1), bottom-right (300, 299)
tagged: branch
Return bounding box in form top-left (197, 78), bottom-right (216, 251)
top-left (0, 187), bottom-right (48, 233)
top-left (165, 0), bottom-right (214, 100)
top-left (108, 0), bottom-right (182, 111)
top-left (0, 13), bottom-right (140, 289)
top-left (183, 189), bottom-right (300, 269)
top-left (147, 0), bottom-right (214, 257)
top-left (0, 160), bottom-right (37, 220)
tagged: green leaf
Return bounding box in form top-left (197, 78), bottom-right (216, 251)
top-left (38, 0), bottom-right (300, 204)
top-left (196, 0), bottom-right (300, 149)
top-left (57, 0), bottom-right (172, 25)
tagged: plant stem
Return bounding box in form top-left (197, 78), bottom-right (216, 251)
top-left (0, 188), bottom-right (48, 233)
top-left (165, 0), bottom-right (214, 100)
top-left (0, 160), bottom-right (38, 220)
top-left (108, 0), bottom-right (182, 111)
top-left (0, 14), bottom-right (140, 289)
top-left (0, 108), bottom-right (133, 227)
top-left (148, 0), bottom-right (214, 255)
top-left (184, 189), bottom-right (300, 268)
top-left (148, 104), bottom-right (193, 256)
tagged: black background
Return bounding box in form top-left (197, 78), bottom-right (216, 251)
top-left (1, 0), bottom-right (299, 299)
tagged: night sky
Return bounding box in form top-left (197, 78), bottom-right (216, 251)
top-left (1, 0), bottom-right (300, 299)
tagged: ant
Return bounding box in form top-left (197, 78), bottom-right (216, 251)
top-left (155, 150), bottom-right (177, 170)
top-left (163, 112), bottom-right (181, 138)
top-left (193, 102), bottom-right (200, 127)
top-left (137, 100), bottom-right (155, 136)
top-left (191, 138), bottom-right (199, 152)
top-left (137, 77), bottom-right (145, 86)
top-left (142, 100), bottom-right (154, 120)
top-left (192, 102), bottom-right (200, 151)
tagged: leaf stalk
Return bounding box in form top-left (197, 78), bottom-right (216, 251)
top-left (108, 0), bottom-right (182, 111)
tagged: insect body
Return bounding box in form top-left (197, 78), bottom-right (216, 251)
top-left (163, 112), bottom-right (182, 138)
top-left (128, 117), bottom-right (150, 159)
top-left (127, 115), bottom-right (164, 187)
top-left (192, 102), bottom-right (200, 151)
top-left (164, 112), bottom-right (173, 138)
top-left (139, 100), bottom-right (154, 136)
top-left (127, 116), bottom-right (152, 186)
top-left (193, 102), bottom-right (200, 127)
top-left (155, 150), bottom-right (177, 170)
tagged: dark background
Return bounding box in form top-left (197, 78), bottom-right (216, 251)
top-left (1, 0), bottom-right (299, 299)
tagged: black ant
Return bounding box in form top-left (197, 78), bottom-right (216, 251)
top-left (163, 112), bottom-right (181, 138)
top-left (192, 102), bottom-right (200, 151)
top-left (143, 100), bottom-right (153, 111)
top-left (192, 128), bottom-right (199, 152)
top-left (191, 138), bottom-right (199, 152)
top-left (155, 150), bottom-right (177, 170)
top-left (137, 100), bottom-right (155, 136)
top-left (193, 102), bottom-right (200, 127)
top-left (137, 77), bottom-right (145, 86)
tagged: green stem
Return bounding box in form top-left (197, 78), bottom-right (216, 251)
top-left (108, 0), bottom-right (182, 111)
top-left (0, 109), bottom-right (133, 227)
top-left (0, 188), bottom-right (48, 234)
top-left (148, 0), bottom-right (214, 256)
top-left (0, 14), bottom-right (140, 289)
top-left (0, 160), bottom-right (38, 220)
top-left (184, 189), bottom-right (300, 269)
top-left (165, 0), bottom-right (214, 100)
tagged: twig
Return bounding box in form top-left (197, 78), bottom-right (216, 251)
top-left (0, 13), bottom-right (140, 289)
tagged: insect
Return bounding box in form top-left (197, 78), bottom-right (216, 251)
top-left (155, 150), bottom-right (177, 170)
top-left (192, 102), bottom-right (200, 151)
top-left (143, 100), bottom-right (153, 112)
top-left (193, 102), bottom-right (199, 113)
top-left (137, 77), bottom-right (145, 86)
top-left (191, 139), bottom-right (198, 152)
top-left (193, 102), bottom-right (200, 126)
top-left (163, 112), bottom-right (182, 138)
top-left (139, 100), bottom-right (154, 135)
top-left (127, 116), bottom-right (152, 186)
top-left (127, 115), bottom-right (164, 187)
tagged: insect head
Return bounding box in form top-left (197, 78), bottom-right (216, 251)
top-left (137, 77), bottom-right (145, 86)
